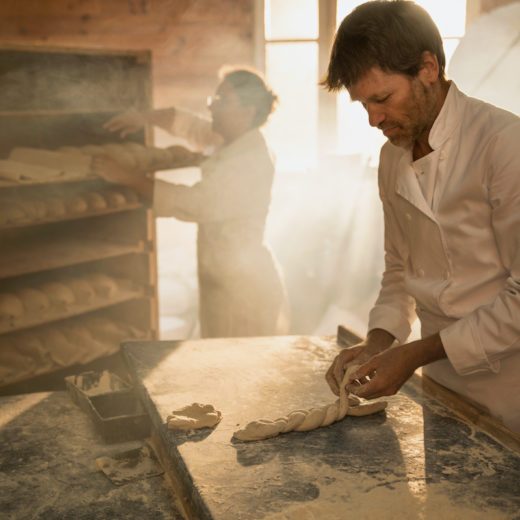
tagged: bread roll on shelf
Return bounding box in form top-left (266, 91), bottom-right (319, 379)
top-left (84, 191), bottom-right (108, 210)
top-left (66, 278), bottom-right (95, 304)
top-left (45, 197), bottom-right (67, 218)
top-left (0, 201), bottom-right (27, 225)
top-left (0, 293), bottom-right (25, 322)
top-left (16, 288), bottom-right (51, 313)
top-left (84, 273), bottom-right (119, 298)
top-left (40, 282), bottom-right (76, 308)
top-left (39, 327), bottom-right (73, 367)
top-left (65, 194), bottom-right (88, 214)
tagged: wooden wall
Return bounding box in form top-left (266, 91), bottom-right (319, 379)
top-left (0, 0), bottom-right (255, 113)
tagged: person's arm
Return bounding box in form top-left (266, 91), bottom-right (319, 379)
top-left (325, 145), bottom-right (416, 396)
top-left (91, 156), bottom-right (153, 200)
top-left (103, 108), bottom-right (176, 137)
top-left (104, 107), bottom-right (221, 153)
top-left (153, 142), bottom-right (273, 222)
top-left (346, 332), bottom-right (446, 399)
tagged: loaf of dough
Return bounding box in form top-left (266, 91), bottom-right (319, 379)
top-left (20, 199), bottom-right (47, 220)
top-left (16, 288), bottom-right (51, 313)
top-left (84, 191), bottom-right (108, 210)
top-left (0, 293), bottom-right (25, 321)
top-left (84, 273), bottom-right (118, 298)
top-left (65, 195), bottom-right (88, 214)
top-left (10, 147), bottom-right (92, 179)
top-left (45, 197), bottom-right (67, 218)
top-left (14, 332), bottom-right (52, 374)
top-left (103, 190), bottom-right (127, 208)
top-left (167, 403), bottom-right (222, 430)
top-left (0, 201), bottom-right (27, 225)
top-left (86, 317), bottom-right (126, 345)
top-left (40, 282), bottom-right (76, 307)
top-left (40, 328), bottom-right (73, 366)
top-left (66, 278), bottom-right (95, 304)
top-left (0, 158), bottom-right (62, 182)
top-left (0, 338), bottom-right (33, 384)
top-left (60, 322), bottom-right (95, 364)
top-left (233, 366), bottom-right (387, 441)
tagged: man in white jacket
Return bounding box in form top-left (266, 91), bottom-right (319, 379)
top-left (323, 0), bottom-right (520, 432)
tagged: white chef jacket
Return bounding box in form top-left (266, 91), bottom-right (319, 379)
top-left (153, 109), bottom-right (290, 338)
top-left (368, 83), bottom-right (520, 431)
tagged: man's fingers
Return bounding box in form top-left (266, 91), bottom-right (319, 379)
top-left (325, 362), bottom-right (340, 396)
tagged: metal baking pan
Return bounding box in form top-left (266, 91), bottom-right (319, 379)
top-left (65, 370), bottom-right (150, 443)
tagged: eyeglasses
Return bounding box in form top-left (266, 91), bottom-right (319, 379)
top-left (206, 95), bottom-right (222, 108)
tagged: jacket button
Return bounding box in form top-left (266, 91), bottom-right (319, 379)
top-left (406, 213), bottom-right (412, 221)
top-left (444, 270), bottom-right (450, 279)
top-left (417, 268), bottom-right (425, 277)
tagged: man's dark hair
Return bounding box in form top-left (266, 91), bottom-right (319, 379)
top-left (322, 0), bottom-right (446, 91)
top-left (220, 67), bottom-right (278, 127)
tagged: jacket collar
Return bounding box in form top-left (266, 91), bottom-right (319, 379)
top-left (394, 82), bottom-right (463, 220)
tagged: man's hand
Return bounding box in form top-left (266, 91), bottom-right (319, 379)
top-left (325, 328), bottom-right (395, 396)
top-left (103, 110), bottom-right (147, 138)
top-left (346, 333), bottom-right (447, 399)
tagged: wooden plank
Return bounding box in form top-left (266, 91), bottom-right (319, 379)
top-left (409, 372), bottom-right (520, 455)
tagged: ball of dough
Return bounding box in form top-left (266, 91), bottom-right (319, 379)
top-left (19, 199), bottom-right (47, 220)
top-left (0, 337), bottom-right (33, 384)
top-left (65, 195), bottom-right (88, 214)
top-left (84, 191), bottom-right (107, 211)
top-left (45, 197), bottom-right (67, 218)
top-left (119, 186), bottom-right (139, 204)
top-left (39, 327), bottom-right (72, 367)
top-left (83, 273), bottom-right (118, 298)
top-left (0, 293), bottom-right (25, 321)
top-left (60, 322), bottom-right (94, 363)
top-left (40, 282), bottom-right (76, 307)
top-left (66, 278), bottom-right (95, 304)
top-left (16, 288), bottom-right (51, 313)
top-left (14, 332), bottom-right (51, 374)
top-left (86, 317), bottom-right (126, 345)
top-left (0, 202), bottom-right (27, 226)
top-left (103, 190), bottom-right (127, 208)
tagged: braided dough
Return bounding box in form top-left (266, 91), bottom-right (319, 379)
top-left (233, 366), bottom-right (387, 441)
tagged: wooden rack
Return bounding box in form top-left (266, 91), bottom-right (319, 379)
top-left (0, 44), bottom-right (158, 388)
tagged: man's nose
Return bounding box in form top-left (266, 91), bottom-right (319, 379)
top-left (366, 104), bottom-right (385, 128)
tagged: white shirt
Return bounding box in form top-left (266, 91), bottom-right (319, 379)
top-left (368, 83), bottom-right (520, 431)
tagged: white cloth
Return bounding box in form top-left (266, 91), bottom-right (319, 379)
top-left (368, 83), bottom-right (520, 431)
top-left (153, 109), bottom-right (290, 338)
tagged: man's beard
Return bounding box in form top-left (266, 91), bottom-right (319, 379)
top-left (382, 79), bottom-right (438, 150)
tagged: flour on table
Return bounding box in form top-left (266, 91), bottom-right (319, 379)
top-left (233, 365), bottom-right (387, 441)
top-left (167, 403), bottom-right (222, 430)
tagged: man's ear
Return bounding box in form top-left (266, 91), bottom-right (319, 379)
top-left (419, 50), bottom-right (440, 84)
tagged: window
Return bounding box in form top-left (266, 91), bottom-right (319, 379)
top-left (260, 0), bottom-right (467, 170)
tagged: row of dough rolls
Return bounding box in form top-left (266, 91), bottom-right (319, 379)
top-left (0, 273), bottom-right (140, 327)
top-left (0, 315), bottom-right (145, 386)
top-left (0, 186), bottom-right (138, 227)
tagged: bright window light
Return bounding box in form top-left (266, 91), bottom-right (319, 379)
top-left (265, 0), bottom-right (318, 40)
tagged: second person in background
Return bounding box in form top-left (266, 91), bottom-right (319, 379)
top-left (94, 67), bottom-right (290, 338)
